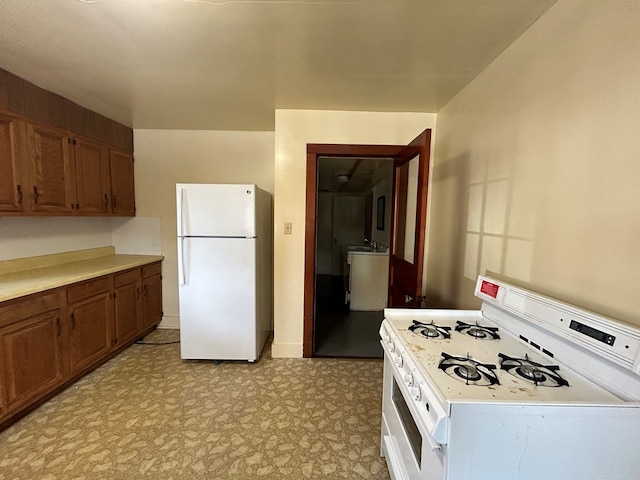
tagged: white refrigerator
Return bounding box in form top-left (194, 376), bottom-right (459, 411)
top-left (176, 183), bottom-right (272, 361)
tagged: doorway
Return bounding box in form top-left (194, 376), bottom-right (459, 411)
top-left (314, 156), bottom-right (394, 358)
top-left (303, 132), bottom-right (432, 358)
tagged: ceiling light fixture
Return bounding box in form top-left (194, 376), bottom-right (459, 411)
top-left (336, 174), bottom-right (349, 184)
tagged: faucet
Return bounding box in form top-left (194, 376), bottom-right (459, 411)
top-left (364, 238), bottom-right (378, 251)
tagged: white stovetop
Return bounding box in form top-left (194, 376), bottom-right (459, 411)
top-left (384, 308), bottom-right (624, 405)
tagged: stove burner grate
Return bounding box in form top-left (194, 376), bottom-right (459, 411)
top-left (409, 320), bottom-right (452, 339)
top-left (455, 320), bottom-right (500, 340)
top-left (499, 353), bottom-right (569, 387)
top-left (438, 352), bottom-right (500, 386)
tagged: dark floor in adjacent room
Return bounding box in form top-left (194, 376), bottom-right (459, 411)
top-left (314, 275), bottom-right (384, 358)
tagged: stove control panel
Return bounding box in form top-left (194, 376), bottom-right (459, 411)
top-left (570, 319), bottom-right (616, 346)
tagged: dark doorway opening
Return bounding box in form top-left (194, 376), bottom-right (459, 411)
top-left (303, 133), bottom-right (432, 359)
top-left (313, 156), bottom-right (393, 358)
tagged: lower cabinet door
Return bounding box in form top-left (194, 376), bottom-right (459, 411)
top-left (0, 303), bottom-right (65, 416)
top-left (142, 274), bottom-right (162, 330)
top-left (114, 280), bottom-right (141, 346)
top-left (68, 292), bottom-right (113, 375)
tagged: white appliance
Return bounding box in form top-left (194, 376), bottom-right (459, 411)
top-left (380, 275), bottom-right (640, 480)
top-left (176, 183), bottom-right (272, 361)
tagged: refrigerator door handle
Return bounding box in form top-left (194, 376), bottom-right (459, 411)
top-left (178, 237), bottom-right (187, 285)
top-left (178, 187), bottom-right (186, 237)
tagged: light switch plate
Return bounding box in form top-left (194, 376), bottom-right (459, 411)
top-left (284, 222), bottom-right (292, 235)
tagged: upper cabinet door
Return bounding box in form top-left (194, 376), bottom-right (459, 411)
top-left (75, 137), bottom-right (110, 214)
top-left (109, 150), bottom-right (135, 216)
top-left (26, 123), bottom-right (76, 214)
top-left (0, 113), bottom-right (25, 213)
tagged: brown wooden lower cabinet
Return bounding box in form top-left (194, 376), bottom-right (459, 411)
top-left (0, 261), bottom-right (162, 429)
top-left (68, 290), bottom-right (113, 375)
top-left (0, 291), bottom-right (65, 418)
top-left (142, 267), bottom-right (162, 330)
top-left (114, 269), bottom-right (142, 346)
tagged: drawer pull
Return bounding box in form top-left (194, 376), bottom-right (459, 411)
top-left (56, 317), bottom-right (61, 336)
top-left (70, 312), bottom-right (76, 330)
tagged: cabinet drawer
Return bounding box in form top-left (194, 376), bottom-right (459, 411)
top-left (67, 276), bottom-right (112, 304)
top-left (114, 268), bottom-right (140, 288)
top-left (142, 262), bottom-right (161, 278)
top-left (0, 290), bottom-right (63, 329)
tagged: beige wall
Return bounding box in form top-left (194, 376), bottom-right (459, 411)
top-left (0, 217), bottom-right (113, 261)
top-left (133, 129), bottom-right (275, 327)
top-left (273, 110), bottom-right (437, 357)
top-left (429, 0), bottom-right (640, 327)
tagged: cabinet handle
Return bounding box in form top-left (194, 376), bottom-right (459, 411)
top-left (33, 186), bottom-right (39, 203)
top-left (56, 317), bottom-right (61, 336)
top-left (112, 195), bottom-right (117, 210)
top-left (136, 286), bottom-right (141, 299)
top-left (16, 185), bottom-right (22, 204)
top-left (143, 285), bottom-right (147, 297)
top-left (104, 193), bottom-right (108, 209)
top-left (70, 312), bottom-right (76, 330)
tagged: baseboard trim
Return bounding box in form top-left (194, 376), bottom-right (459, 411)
top-left (158, 315), bottom-right (179, 329)
top-left (271, 341), bottom-right (303, 358)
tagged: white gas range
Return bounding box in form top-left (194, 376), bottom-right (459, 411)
top-left (380, 276), bottom-right (640, 480)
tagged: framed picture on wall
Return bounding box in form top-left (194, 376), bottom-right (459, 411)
top-left (376, 195), bottom-right (385, 230)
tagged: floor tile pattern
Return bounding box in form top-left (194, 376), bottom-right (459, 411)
top-left (0, 330), bottom-right (390, 480)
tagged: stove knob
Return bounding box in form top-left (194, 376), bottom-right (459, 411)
top-left (404, 372), bottom-right (414, 386)
top-left (394, 354), bottom-right (403, 367)
top-left (411, 386), bottom-right (421, 401)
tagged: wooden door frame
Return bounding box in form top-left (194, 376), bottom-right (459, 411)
top-left (304, 143), bottom-right (420, 358)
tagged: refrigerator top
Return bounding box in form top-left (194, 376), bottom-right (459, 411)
top-left (177, 184), bottom-right (257, 238)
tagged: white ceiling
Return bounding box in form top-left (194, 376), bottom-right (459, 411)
top-left (0, 0), bottom-right (557, 131)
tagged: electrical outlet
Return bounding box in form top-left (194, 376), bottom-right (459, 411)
top-left (284, 222), bottom-right (292, 235)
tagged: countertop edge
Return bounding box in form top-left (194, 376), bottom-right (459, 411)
top-left (0, 254), bottom-right (164, 304)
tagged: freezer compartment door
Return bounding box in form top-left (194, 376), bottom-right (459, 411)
top-left (179, 237), bottom-right (257, 360)
top-left (177, 183), bottom-right (256, 237)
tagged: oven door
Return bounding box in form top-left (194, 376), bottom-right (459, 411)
top-left (381, 355), bottom-right (447, 480)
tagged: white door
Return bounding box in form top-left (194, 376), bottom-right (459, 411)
top-left (179, 237), bottom-right (257, 360)
top-left (177, 184), bottom-right (256, 237)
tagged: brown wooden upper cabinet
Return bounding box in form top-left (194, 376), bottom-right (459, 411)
top-left (0, 113), bottom-right (26, 214)
top-left (109, 150), bottom-right (136, 216)
top-left (0, 116), bottom-right (135, 217)
top-left (75, 137), bottom-right (111, 215)
top-left (26, 122), bottom-right (76, 214)
top-left (0, 68), bottom-right (134, 217)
